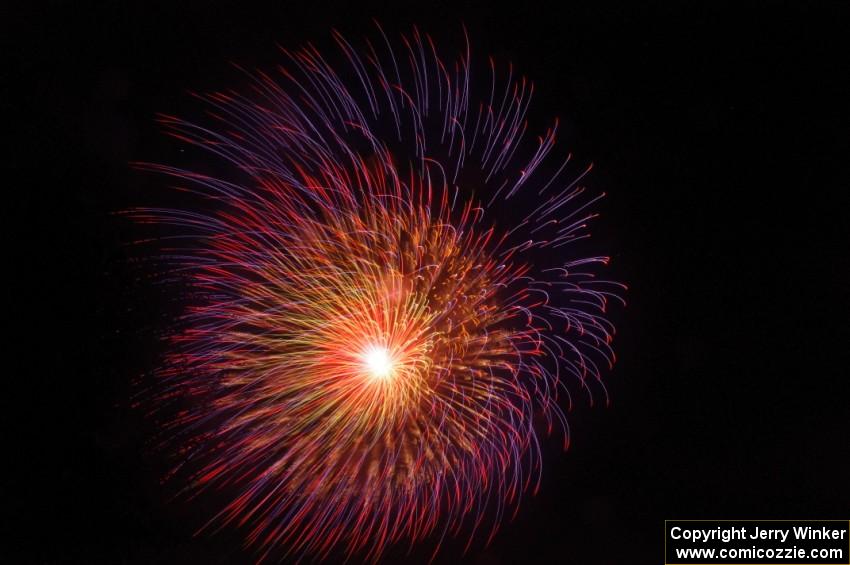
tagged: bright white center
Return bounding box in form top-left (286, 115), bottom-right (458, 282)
top-left (364, 346), bottom-right (393, 379)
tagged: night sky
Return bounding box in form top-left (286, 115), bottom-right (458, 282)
top-left (7, 3), bottom-right (849, 563)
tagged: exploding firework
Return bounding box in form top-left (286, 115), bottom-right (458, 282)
top-left (134, 24), bottom-right (625, 562)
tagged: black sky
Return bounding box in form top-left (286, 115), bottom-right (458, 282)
top-left (7, 2), bottom-right (849, 563)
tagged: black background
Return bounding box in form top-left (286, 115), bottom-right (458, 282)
top-left (7, 2), bottom-right (849, 563)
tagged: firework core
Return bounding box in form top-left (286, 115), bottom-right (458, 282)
top-left (363, 345), bottom-right (394, 380)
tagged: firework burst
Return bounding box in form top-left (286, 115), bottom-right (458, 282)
top-left (134, 24), bottom-right (625, 562)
